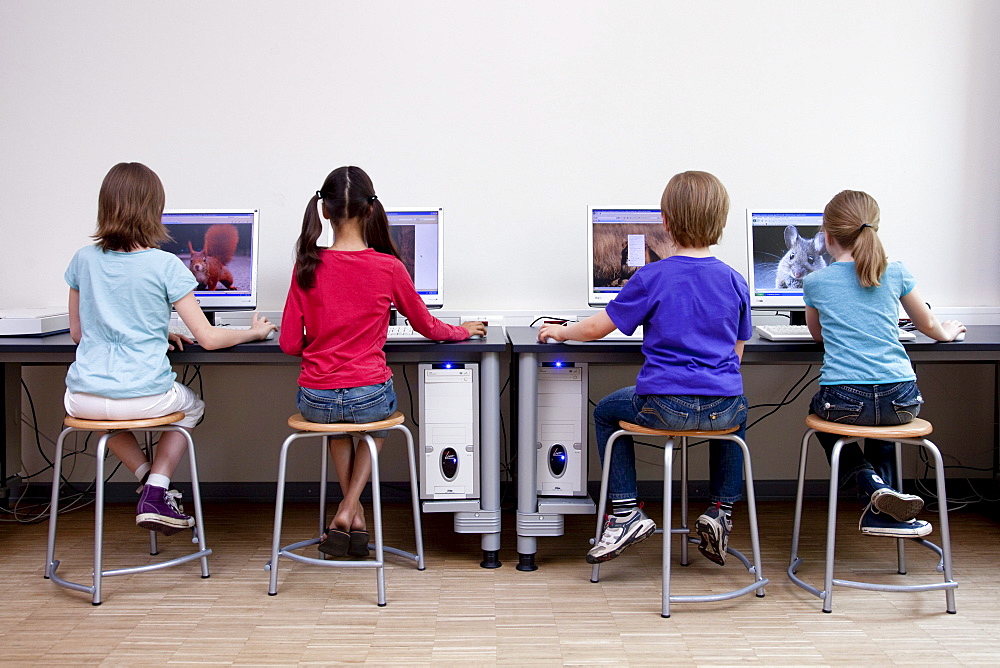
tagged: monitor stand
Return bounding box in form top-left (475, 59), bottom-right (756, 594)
top-left (787, 310), bottom-right (806, 326)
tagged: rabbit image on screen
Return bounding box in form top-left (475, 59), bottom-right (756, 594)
top-left (776, 225), bottom-right (827, 288)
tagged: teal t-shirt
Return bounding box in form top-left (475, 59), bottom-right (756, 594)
top-left (802, 260), bottom-right (916, 385)
top-left (64, 245), bottom-right (197, 398)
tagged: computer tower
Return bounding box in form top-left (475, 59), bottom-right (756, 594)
top-left (418, 363), bottom-right (479, 500)
top-left (536, 362), bottom-right (588, 496)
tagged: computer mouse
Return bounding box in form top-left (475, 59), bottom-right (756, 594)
top-left (468, 334), bottom-right (483, 340)
top-left (264, 330), bottom-right (276, 340)
top-left (544, 337), bottom-right (559, 344)
top-left (953, 331), bottom-right (965, 342)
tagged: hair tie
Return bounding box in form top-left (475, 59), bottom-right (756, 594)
top-left (860, 223), bottom-right (872, 230)
top-left (315, 190), bottom-right (323, 200)
top-left (369, 194), bottom-right (378, 203)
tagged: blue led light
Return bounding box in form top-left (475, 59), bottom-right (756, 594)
top-left (555, 361), bottom-right (563, 368)
top-left (445, 362), bottom-right (453, 369)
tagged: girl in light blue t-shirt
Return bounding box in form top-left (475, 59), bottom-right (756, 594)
top-left (64, 163), bottom-right (275, 535)
top-left (802, 190), bottom-right (965, 538)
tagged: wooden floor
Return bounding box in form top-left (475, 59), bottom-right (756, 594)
top-left (3, 500), bottom-right (1000, 666)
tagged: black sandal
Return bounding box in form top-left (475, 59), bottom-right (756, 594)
top-left (348, 530), bottom-right (370, 558)
top-left (318, 528), bottom-right (350, 557)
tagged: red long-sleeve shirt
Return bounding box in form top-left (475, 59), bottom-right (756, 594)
top-left (279, 248), bottom-right (469, 389)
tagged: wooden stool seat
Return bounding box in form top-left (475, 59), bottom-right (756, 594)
top-left (618, 421), bottom-right (740, 438)
top-left (804, 414), bottom-right (932, 439)
top-left (63, 412), bottom-right (186, 431)
top-left (287, 411), bottom-right (406, 433)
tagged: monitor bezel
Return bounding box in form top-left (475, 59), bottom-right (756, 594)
top-left (385, 206), bottom-right (445, 309)
top-left (162, 208), bottom-right (260, 312)
top-left (587, 205), bottom-right (664, 307)
top-left (745, 208), bottom-right (825, 311)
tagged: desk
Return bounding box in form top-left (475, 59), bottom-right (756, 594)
top-left (507, 325), bottom-right (1000, 570)
top-left (0, 327), bottom-right (507, 568)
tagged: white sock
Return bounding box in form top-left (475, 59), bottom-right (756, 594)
top-left (134, 461), bottom-right (151, 482)
top-left (146, 473), bottom-right (171, 489)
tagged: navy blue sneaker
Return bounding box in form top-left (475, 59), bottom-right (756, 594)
top-left (859, 505), bottom-right (931, 537)
top-left (586, 509), bottom-right (656, 563)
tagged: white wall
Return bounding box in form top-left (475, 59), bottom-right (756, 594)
top-left (3, 1), bottom-right (999, 487)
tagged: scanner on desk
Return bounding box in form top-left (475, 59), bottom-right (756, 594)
top-left (0, 308), bottom-right (70, 337)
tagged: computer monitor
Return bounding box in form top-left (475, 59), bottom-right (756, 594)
top-left (587, 206), bottom-right (670, 307)
top-left (745, 209), bottom-right (831, 318)
top-left (160, 209), bottom-right (260, 313)
top-left (386, 207), bottom-right (444, 309)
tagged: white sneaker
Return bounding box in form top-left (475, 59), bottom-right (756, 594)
top-left (586, 508), bottom-right (656, 564)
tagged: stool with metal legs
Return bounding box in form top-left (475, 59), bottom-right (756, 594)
top-left (590, 421), bottom-right (768, 618)
top-left (266, 411), bottom-right (424, 606)
top-left (788, 415), bottom-right (957, 613)
top-left (44, 412), bottom-right (211, 605)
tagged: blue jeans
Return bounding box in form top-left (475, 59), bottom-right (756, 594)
top-left (593, 386), bottom-right (748, 504)
top-left (809, 381), bottom-right (923, 492)
top-left (297, 380), bottom-right (397, 439)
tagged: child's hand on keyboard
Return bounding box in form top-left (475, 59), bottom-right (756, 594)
top-left (249, 313), bottom-right (278, 341)
top-left (168, 330), bottom-right (194, 351)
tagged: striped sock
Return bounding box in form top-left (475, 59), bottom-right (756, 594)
top-left (612, 497), bottom-right (638, 517)
top-left (719, 502), bottom-right (734, 517)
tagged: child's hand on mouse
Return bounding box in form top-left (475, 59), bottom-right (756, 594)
top-left (941, 320), bottom-right (966, 341)
top-left (462, 321), bottom-right (486, 338)
top-left (167, 331), bottom-right (193, 351)
top-left (538, 323), bottom-right (565, 343)
top-left (250, 313), bottom-right (278, 339)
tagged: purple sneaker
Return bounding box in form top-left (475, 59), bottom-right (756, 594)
top-left (136, 484), bottom-right (194, 536)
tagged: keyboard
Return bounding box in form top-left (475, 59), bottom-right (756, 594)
top-left (168, 323), bottom-right (276, 341)
top-left (755, 324), bottom-right (916, 342)
top-left (386, 325), bottom-right (429, 341)
top-left (603, 327), bottom-right (643, 341)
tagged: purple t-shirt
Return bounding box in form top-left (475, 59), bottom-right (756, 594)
top-left (606, 255), bottom-right (751, 397)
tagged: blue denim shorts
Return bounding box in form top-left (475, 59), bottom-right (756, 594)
top-left (297, 380), bottom-right (397, 438)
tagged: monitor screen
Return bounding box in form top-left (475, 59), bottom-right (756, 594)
top-left (745, 209), bottom-right (831, 310)
top-left (160, 209), bottom-right (259, 311)
top-left (386, 207), bottom-right (444, 309)
top-left (587, 206), bottom-right (670, 306)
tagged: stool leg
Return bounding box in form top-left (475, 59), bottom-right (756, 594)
top-left (44, 428), bottom-right (71, 579)
top-left (590, 430), bottom-right (621, 583)
top-left (142, 433), bottom-right (158, 556)
top-left (788, 429), bottom-right (813, 575)
top-left (361, 434), bottom-right (386, 606)
top-left (922, 438), bottom-right (957, 613)
top-left (398, 425), bottom-right (425, 570)
top-left (730, 434), bottom-right (766, 596)
top-left (893, 440), bottom-right (908, 574)
top-left (269, 432), bottom-right (299, 595)
top-left (679, 436), bottom-right (689, 567)
top-left (662, 437), bottom-right (675, 618)
top-left (176, 427), bottom-right (209, 577)
top-left (319, 435), bottom-right (329, 553)
top-left (822, 438), bottom-right (849, 613)
top-left (92, 432), bottom-right (112, 605)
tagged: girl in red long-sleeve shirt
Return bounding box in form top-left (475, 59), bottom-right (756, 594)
top-left (280, 166), bottom-right (484, 558)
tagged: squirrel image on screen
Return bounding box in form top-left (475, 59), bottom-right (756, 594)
top-left (775, 225), bottom-right (827, 289)
top-left (187, 224), bottom-right (239, 290)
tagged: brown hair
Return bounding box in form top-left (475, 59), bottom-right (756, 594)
top-left (659, 171), bottom-right (730, 247)
top-left (93, 162), bottom-right (169, 252)
top-left (295, 166), bottom-right (401, 290)
top-left (822, 190), bottom-right (887, 287)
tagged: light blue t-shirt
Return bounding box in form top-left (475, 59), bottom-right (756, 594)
top-left (802, 260), bottom-right (916, 385)
top-left (65, 245), bottom-right (197, 398)
top-left (607, 255), bottom-right (752, 396)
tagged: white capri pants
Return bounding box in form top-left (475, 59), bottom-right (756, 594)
top-left (64, 382), bottom-right (205, 429)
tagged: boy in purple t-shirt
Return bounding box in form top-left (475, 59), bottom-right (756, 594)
top-left (539, 171), bottom-right (751, 565)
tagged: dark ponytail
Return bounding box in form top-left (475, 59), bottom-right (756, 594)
top-left (294, 165), bottom-right (401, 289)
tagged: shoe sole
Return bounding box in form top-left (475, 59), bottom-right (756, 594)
top-left (318, 529), bottom-right (351, 557)
top-left (586, 521), bottom-right (656, 564)
top-left (136, 514), bottom-right (194, 536)
top-left (348, 530), bottom-right (371, 558)
top-left (694, 517), bottom-right (728, 566)
top-left (861, 523), bottom-right (932, 538)
top-left (871, 489), bottom-right (924, 522)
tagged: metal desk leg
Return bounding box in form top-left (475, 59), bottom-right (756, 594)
top-left (516, 352), bottom-right (538, 571)
top-left (479, 351), bottom-right (502, 568)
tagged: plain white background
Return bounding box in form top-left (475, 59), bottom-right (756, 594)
top-left (2, 1), bottom-right (998, 487)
